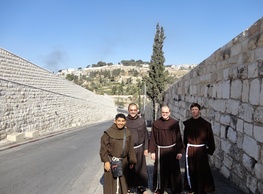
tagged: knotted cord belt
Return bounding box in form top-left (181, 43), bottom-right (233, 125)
top-left (134, 143), bottom-right (143, 149)
top-left (186, 143), bottom-right (206, 188)
top-left (155, 143), bottom-right (176, 191)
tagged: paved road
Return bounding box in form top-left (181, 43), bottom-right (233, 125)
top-left (0, 121), bottom-right (247, 194)
top-left (0, 121), bottom-right (111, 194)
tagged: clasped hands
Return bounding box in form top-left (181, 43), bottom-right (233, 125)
top-left (104, 161), bottom-right (134, 171)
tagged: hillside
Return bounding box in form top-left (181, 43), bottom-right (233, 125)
top-left (57, 65), bottom-right (192, 106)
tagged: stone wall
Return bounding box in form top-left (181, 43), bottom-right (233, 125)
top-left (162, 17), bottom-right (263, 193)
top-left (0, 48), bottom-right (117, 141)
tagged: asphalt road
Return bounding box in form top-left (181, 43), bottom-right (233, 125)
top-left (0, 121), bottom-right (112, 194)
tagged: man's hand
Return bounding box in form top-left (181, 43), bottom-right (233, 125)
top-left (144, 150), bottom-right (148, 157)
top-left (104, 162), bottom-right (111, 171)
top-left (151, 153), bottom-right (156, 160)
top-left (176, 153), bottom-right (182, 160)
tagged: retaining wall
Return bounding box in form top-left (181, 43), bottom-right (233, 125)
top-left (0, 48), bottom-right (117, 141)
top-left (162, 17), bottom-right (263, 193)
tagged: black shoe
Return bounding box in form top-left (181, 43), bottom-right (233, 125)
top-left (128, 187), bottom-right (136, 193)
top-left (137, 186), bottom-right (146, 194)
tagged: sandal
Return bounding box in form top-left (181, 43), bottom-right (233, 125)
top-left (153, 190), bottom-right (160, 194)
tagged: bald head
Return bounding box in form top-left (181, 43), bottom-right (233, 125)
top-left (161, 106), bottom-right (170, 120)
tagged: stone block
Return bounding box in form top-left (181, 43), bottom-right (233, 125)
top-left (254, 107), bottom-right (263, 124)
top-left (253, 125), bottom-right (263, 143)
top-left (223, 154), bottom-right (233, 169)
top-left (214, 157), bottom-right (222, 169)
top-left (220, 125), bottom-right (225, 139)
top-left (249, 79), bottom-right (260, 105)
top-left (232, 162), bottom-right (244, 180)
top-left (242, 153), bottom-right (255, 171)
top-left (242, 79), bottom-right (249, 103)
top-left (212, 122), bottom-right (220, 136)
top-left (222, 80), bottom-right (230, 99)
top-left (212, 84), bottom-right (217, 98)
top-left (237, 133), bottom-right (243, 149)
top-left (227, 127), bottom-right (237, 143)
top-left (244, 122), bottom-right (253, 136)
top-left (231, 43), bottom-right (242, 56)
top-left (255, 163), bottom-right (263, 180)
top-left (220, 114), bottom-right (231, 125)
top-left (220, 166), bottom-right (230, 179)
top-left (228, 55), bottom-right (239, 65)
top-left (238, 103), bottom-right (253, 122)
top-left (7, 133), bottom-right (24, 142)
top-left (223, 68), bottom-right (229, 80)
top-left (242, 135), bottom-right (260, 160)
top-left (243, 50), bottom-right (254, 63)
top-left (255, 47), bottom-right (263, 61)
top-left (214, 99), bottom-right (225, 113)
top-left (216, 82), bottom-right (223, 98)
top-left (231, 79), bottom-right (242, 99)
top-left (246, 175), bottom-right (258, 194)
top-left (248, 62), bottom-right (258, 78)
top-left (221, 139), bottom-right (231, 154)
top-left (25, 131), bottom-right (39, 138)
top-left (226, 99), bottom-right (239, 115)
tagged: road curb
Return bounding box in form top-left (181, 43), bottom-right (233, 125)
top-left (0, 122), bottom-right (101, 152)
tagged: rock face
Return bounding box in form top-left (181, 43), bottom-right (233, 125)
top-left (0, 48), bottom-right (117, 140)
top-left (161, 17), bottom-right (263, 193)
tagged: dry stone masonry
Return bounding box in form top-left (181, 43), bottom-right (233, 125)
top-left (161, 17), bottom-right (263, 193)
top-left (0, 48), bottom-right (117, 141)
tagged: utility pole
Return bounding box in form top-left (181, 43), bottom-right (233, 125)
top-left (143, 82), bottom-right (146, 115)
top-left (138, 83), bottom-right (141, 111)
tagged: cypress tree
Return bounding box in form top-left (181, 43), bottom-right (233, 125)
top-left (145, 23), bottom-right (166, 121)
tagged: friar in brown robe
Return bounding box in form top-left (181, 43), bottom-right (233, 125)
top-left (183, 103), bottom-right (215, 194)
top-left (149, 106), bottom-right (184, 194)
top-left (100, 113), bottom-right (137, 194)
top-left (126, 103), bottom-right (149, 193)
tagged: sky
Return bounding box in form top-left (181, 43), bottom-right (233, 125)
top-left (0, 0), bottom-right (262, 73)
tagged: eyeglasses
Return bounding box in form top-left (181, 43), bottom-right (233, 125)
top-left (129, 109), bottom-right (137, 111)
top-left (162, 112), bottom-right (169, 114)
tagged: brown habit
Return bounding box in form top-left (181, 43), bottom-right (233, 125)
top-left (183, 117), bottom-right (215, 194)
top-left (126, 115), bottom-right (149, 188)
top-left (100, 124), bottom-right (137, 194)
top-left (148, 117), bottom-right (184, 193)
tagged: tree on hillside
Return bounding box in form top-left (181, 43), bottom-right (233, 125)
top-left (144, 23), bottom-right (166, 121)
top-left (92, 61), bottom-right (107, 67)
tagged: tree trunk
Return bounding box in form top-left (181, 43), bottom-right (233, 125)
top-left (152, 99), bottom-right (156, 121)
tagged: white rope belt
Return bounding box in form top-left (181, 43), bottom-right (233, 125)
top-left (155, 143), bottom-right (176, 191)
top-left (134, 143), bottom-right (143, 149)
top-left (112, 156), bottom-right (122, 194)
top-left (186, 143), bottom-right (206, 188)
